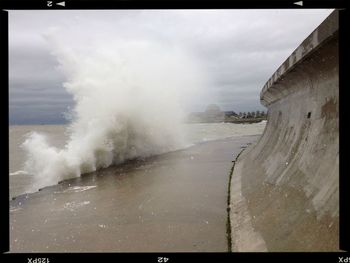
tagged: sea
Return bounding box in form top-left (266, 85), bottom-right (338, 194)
top-left (9, 122), bottom-right (266, 199)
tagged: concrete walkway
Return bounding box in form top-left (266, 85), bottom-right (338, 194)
top-left (10, 135), bottom-right (260, 252)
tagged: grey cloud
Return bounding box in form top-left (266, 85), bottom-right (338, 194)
top-left (10, 46), bottom-right (63, 82)
top-left (8, 9), bottom-right (333, 124)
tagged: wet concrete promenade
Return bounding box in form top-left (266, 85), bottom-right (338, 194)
top-left (10, 135), bottom-right (260, 252)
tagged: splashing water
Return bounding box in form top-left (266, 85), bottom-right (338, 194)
top-left (22, 29), bottom-right (205, 192)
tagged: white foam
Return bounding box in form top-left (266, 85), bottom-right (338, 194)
top-left (10, 170), bottom-right (29, 176)
top-left (22, 26), bottom-right (206, 193)
top-left (56, 185), bottom-right (97, 194)
top-left (63, 201), bottom-right (91, 211)
top-left (10, 207), bottom-right (22, 213)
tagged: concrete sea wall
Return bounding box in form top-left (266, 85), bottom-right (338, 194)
top-left (230, 11), bottom-right (339, 251)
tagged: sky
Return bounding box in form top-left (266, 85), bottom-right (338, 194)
top-left (9, 9), bottom-right (333, 125)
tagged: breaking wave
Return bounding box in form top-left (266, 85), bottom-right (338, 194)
top-left (22, 29), bottom-right (205, 192)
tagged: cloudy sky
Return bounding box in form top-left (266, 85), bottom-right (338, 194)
top-left (9, 9), bottom-right (333, 124)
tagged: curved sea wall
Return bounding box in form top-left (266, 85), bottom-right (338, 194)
top-left (230, 11), bottom-right (339, 251)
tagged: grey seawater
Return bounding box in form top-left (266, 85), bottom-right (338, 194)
top-left (9, 122), bottom-right (266, 199)
top-left (10, 135), bottom-right (262, 252)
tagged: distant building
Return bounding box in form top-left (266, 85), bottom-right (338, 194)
top-left (204, 104), bottom-right (225, 122)
top-left (187, 104), bottom-right (245, 123)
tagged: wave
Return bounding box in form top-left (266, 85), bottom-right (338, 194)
top-left (22, 28), bottom-right (205, 193)
top-left (10, 170), bottom-right (30, 176)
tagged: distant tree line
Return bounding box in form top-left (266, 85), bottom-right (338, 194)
top-left (237, 110), bottom-right (267, 119)
top-left (187, 107), bottom-right (268, 123)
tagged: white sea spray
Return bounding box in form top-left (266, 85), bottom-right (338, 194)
top-left (22, 26), bottom-right (206, 192)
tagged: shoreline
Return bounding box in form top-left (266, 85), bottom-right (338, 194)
top-left (10, 135), bottom-right (261, 252)
top-left (9, 133), bottom-right (264, 201)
